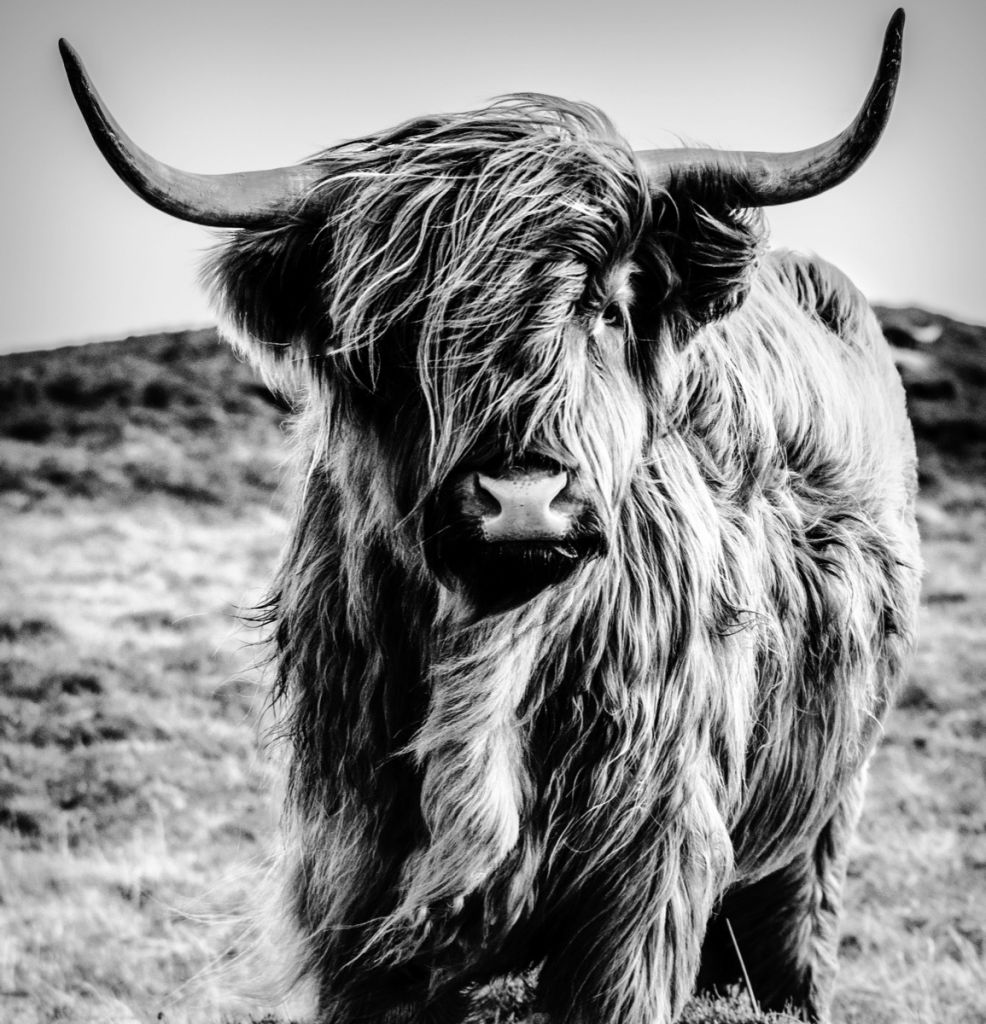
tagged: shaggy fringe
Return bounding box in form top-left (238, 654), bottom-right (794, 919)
top-left (202, 95), bottom-right (920, 1024)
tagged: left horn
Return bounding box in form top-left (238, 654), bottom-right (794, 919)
top-left (59, 38), bottom-right (325, 228)
top-left (635, 9), bottom-right (905, 207)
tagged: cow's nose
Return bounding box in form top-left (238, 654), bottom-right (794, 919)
top-left (476, 468), bottom-right (571, 541)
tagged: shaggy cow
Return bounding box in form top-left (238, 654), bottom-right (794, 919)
top-left (62, 11), bottom-right (920, 1023)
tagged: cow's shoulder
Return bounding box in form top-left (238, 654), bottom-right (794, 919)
top-left (763, 249), bottom-right (872, 346)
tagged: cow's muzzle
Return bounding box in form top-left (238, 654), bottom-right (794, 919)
top-left (468, 466), bottom-right (575, 541)
top-left (428, 459), bottom-right (604, 612)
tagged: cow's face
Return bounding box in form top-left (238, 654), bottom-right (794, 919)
top-left (417, 254), bottom-right (650, 612)
top-left (206, 100), bottom-right (761, 612)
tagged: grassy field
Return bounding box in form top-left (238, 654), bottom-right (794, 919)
top-left (1, 312), bottom-right (985, 1023)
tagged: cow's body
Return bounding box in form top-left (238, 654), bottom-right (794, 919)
top-left (60, 15), bottom-right (919, 1022)
top-left (238, 239), bottom-right (918, 1024)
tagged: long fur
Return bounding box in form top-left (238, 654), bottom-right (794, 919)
top-left (203, 95), bottom-right (921, 1024)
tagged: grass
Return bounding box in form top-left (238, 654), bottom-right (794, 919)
top-left (0, 499), bottom-right (287, 1023)
top-left (2, 310), bottom-right (986, 1022)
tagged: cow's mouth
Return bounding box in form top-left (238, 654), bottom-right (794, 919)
top-left (433, 531), bottom-right (605, 613)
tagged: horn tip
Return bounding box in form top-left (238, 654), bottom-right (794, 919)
top-left (888, 9), bottom-right (905, 43)
top-left (880, 9), bottom-right (905, 90)
top-left (57, 38), bottom-right (87, 90)
top-left (57, 37), bottom-right (78, 66)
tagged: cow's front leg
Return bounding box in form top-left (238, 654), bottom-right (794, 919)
top-left (695, 772), bottom-right (867, 1023)
top-left (536, 807), bottom-right (731, 1024)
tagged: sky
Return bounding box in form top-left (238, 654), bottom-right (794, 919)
top-left (2, 0), bottom-right (984, 354)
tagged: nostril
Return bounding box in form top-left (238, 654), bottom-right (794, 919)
top-left (471, 473), bottom-right (503, 517)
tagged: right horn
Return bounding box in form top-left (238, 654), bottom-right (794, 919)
top-left (635, 9), bottom-right (905, 207)
top-left (59, 38), bottom-right (326, 228)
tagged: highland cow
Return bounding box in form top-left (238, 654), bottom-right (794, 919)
top-left (61, 11), bottom-right (921, 1023)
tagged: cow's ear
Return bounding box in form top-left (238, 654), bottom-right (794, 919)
top-left (672, 199), bottom-right (764, 326)
top-left (202, 220), bottom-right (329, 387)
top-left (634, 192), bottom-right (764, 345)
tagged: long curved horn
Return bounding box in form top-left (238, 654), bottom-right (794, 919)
top-left (59, 39), bottom-right (325, 228)
top-left (635, 9), bottom-right (905, 206)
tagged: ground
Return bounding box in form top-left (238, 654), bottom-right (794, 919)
top-left (1, 311), bottom-right (984, 1023)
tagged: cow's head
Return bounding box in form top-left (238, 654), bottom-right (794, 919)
top-left (60, 12), bottom-right (903, 614)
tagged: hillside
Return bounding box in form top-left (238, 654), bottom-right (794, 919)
top-left (0, 328), bottom-right (290, 507)
top-left (877, 305), bottom-right (986, 494)
top-left (1, 309), bottom-right (985, 1024)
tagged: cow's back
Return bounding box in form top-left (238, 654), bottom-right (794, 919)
top-left (684, 249), bottom-right (917, 529)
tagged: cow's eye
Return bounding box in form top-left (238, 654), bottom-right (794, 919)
top-left (600, 303), bottom-right (623, 328)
